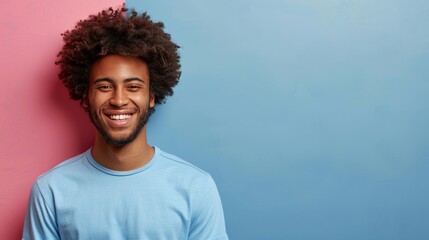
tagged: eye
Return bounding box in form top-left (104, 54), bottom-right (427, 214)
top-left (96, 85), bottom-right (112, 92)
top-left (127, 85), bottom-right (142, 91)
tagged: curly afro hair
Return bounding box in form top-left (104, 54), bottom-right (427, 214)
top-left (56, 6), bottom-right (181, 106)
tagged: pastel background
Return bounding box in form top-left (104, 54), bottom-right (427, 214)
top-left (1, 0), bottom-right (428, 239)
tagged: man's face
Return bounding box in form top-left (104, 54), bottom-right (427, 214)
top-left (84, 54), bottom-right (155, 147)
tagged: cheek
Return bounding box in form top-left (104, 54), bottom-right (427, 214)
top-left (88, 92), bottom-right (109, 108)
top-left (129, 94), bottom-right (152, 107)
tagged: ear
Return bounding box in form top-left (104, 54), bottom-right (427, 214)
top-left (80, 93), bottom-right (89, 111)
top-left (149, 93), bottom-right (155, 108)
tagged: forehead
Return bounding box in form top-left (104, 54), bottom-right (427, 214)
top-left (89, 54), bottom-right (149, 82)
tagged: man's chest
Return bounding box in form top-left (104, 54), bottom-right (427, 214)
top-left (53, 181), bottom-right (191, 240)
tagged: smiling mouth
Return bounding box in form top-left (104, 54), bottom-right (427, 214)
top-left (108, 114), bottom-right (132, 120)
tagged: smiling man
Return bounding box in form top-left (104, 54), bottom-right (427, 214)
top-left (22, 7), bottom-right (228, 240)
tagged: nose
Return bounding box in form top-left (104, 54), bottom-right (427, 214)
top-left (109, 88), bottom-right (129, 107)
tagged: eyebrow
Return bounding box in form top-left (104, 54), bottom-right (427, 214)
top-left (93, 77), bottom-right (146, 84)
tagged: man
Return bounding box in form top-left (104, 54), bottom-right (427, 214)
top-left (23, 7), bottom-right (228, 240)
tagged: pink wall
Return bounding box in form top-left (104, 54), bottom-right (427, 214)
top-left (0, 1), bottom-right (122, 239)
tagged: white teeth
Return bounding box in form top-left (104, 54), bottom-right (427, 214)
top-left (109, 114), bottom-right (131, 120)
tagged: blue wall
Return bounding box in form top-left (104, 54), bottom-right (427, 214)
top-left (128, 1), bottom-right (429, 239)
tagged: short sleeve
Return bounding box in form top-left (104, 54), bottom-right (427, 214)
top-left (188, 176), bottom-right (228, 240)
top-left (22, 182), bottom-right (60, 240)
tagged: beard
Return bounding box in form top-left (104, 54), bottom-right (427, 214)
top-left (87, 103), bottom-right (153, 147)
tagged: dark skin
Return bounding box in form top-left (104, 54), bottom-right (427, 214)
top-left (83, 54), bottom-right (155, 171)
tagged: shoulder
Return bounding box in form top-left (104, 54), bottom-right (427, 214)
top-left (36, 150), bottom-right (89, 186)
top-left (29, 150), bottom-right (90, 211)
top-left (154, 147), bottom-right (216, 186)
top-left (156, 148), bottom-right (210, 176)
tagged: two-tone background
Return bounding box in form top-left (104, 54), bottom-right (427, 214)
top-left (1, 0), bottom-right (428, 239)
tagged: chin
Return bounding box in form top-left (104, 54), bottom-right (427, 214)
top-left (101, 130), bottom-right (142, 147)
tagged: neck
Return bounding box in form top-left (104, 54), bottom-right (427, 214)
top-left (91, 127), bottom-right (154, 171)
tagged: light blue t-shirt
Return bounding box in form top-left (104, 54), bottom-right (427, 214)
top-left (22, 147), bottom-right (228, 240)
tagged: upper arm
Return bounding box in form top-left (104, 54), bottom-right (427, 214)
top-left (188, 176), bottom-right (228, 240)
top-left (22, 182), bottom-right (60, 240)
